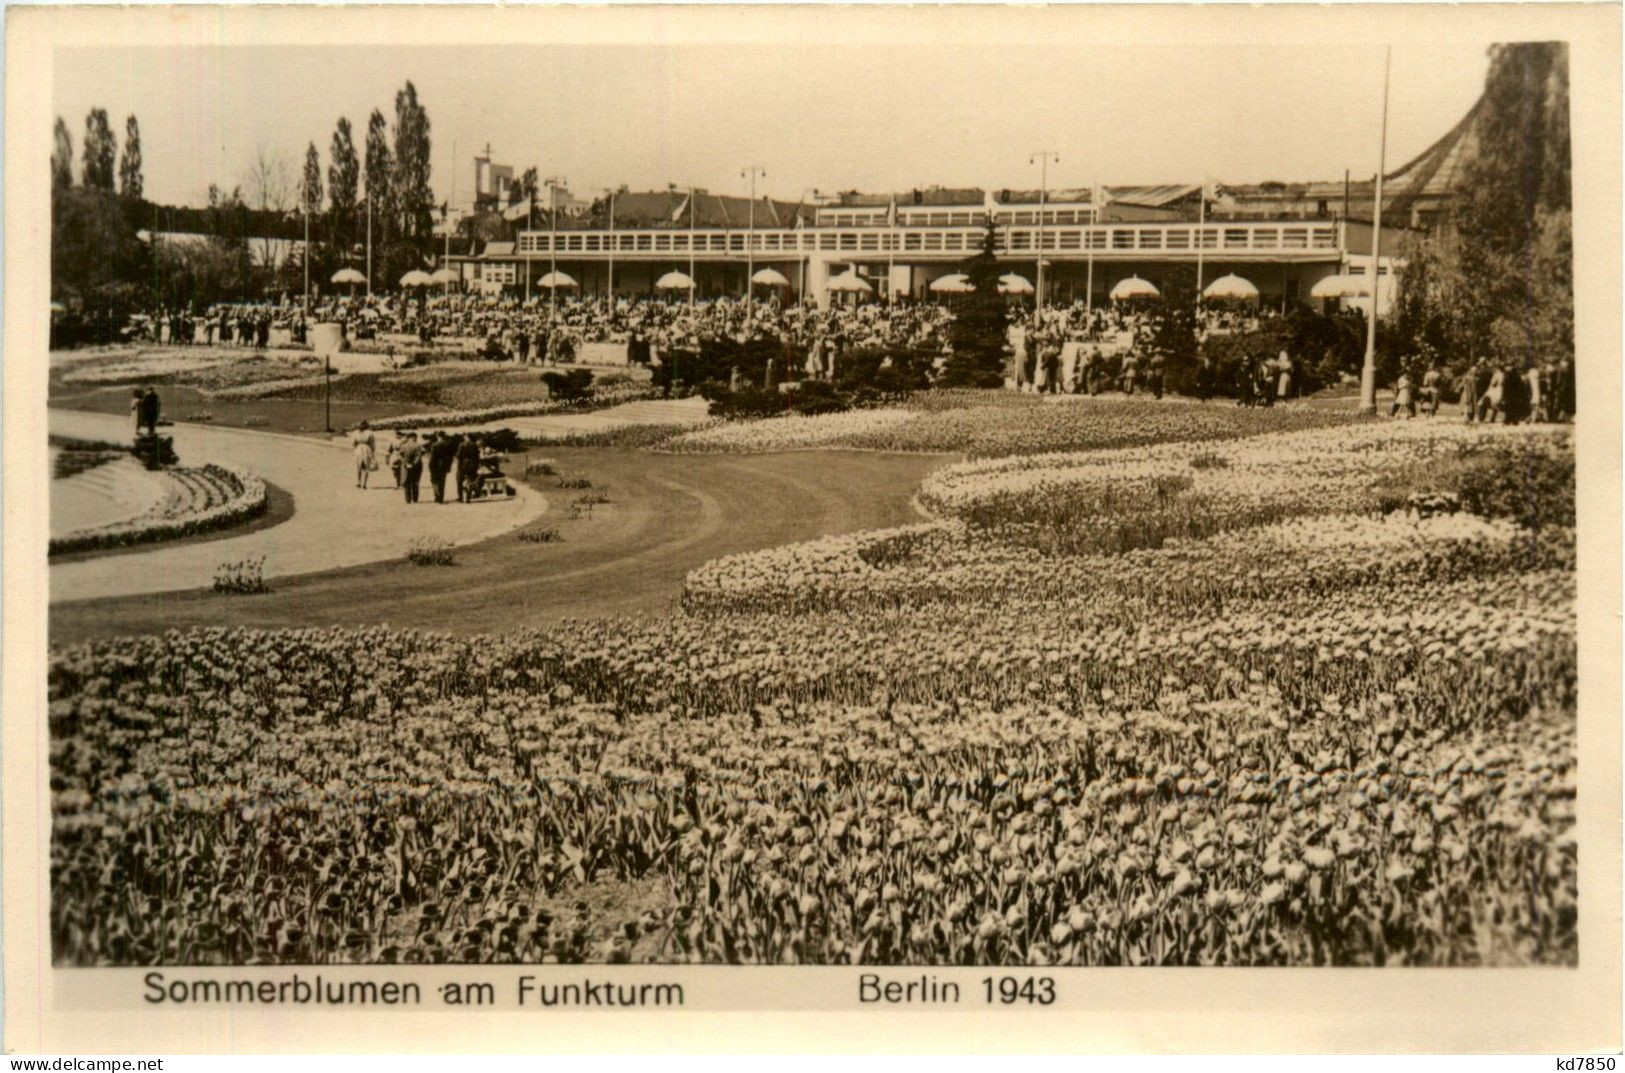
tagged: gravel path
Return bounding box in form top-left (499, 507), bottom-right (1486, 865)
top-left (49, 410), bottom-right (546, 603)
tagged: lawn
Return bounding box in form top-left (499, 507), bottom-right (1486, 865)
top-left (48, 345), bottom-right (654, 438)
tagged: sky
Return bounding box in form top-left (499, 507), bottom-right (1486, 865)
top-left (53, 40), bottom-right (1493, 211)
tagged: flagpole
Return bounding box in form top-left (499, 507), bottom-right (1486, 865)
top-left (1358, 45), bottom-right (1392, 416)
top-left (742, 166), bottom-right (766, 331)
top-left (1195, 177), bottom-right (1206, 303)
top-left (1086, 181), bottom-right (1098, 320)
top-left (606, 189), bottom-right (616, 300)
top-left (1029, 150), bottom-right (1059, 328)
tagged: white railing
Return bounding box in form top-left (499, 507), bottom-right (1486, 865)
top-left (511, 221), bottom-right (1341, 260)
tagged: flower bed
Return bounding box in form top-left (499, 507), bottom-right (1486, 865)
top-left (48, 559), bottom-right (1574, 965)
top-left (663, 407), bottom-right (916, 453)
top-left (46, 420), bottom-right (1575, 966)
top-left (49, 463), bottom-right (267, 556)
top-left (58, 353), bottom-right (227, 386)
top-left (655, 394), bottom-right (1363, 457)
top-left (367, 382), bottom-right (658, 431)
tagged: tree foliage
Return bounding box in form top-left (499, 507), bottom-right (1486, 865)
top-left (52, 117), bottom-right (73, 192)
top-left (364, 108), bottom-right (393, 244)
top-left (940, 222), bottom-right (1009, 387)
top-left (1148, 265), bottom-right (1200, 388)
top-left (328, 116), bottom-right (360, 255)
top-left (1393, 42), bottom-right (1572, 377)
top-left (52, 185), bottom-right (148, 317)
top-left (301, 142), bottom-right (323, 217)
top-left (81, 108), bottom-right (116, 191)
top-left (119, 114), bottom-right (143, 199)
top-left (391, 81), bottom-right (433, 243)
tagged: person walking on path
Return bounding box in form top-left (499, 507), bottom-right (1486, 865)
top-left (1389, 371), bottom-right (1415, 419)
top-left (385, 436), bottom-right (402, 489)
top-left (1477, 365), bottom-right (1507, 424)
top-left (1120, 353), bottom-right (1139, 396)
top-left (138, 385), bottom-right (161, 436)
top-left (455, 434), bottom-right (482, 502)
top-left (129, 389), bottom-right (143, 442)
top-left (1553, 357), bottom-right (1576, 420)
top-left (1525, 364), bottom-right (1545, 422)
top-left (351, 421), bottom-right (376, 489)
top-left (1420, 365), bottom-right (1443, 417)
top-left (427, 431), bottom-right (458, 504)
top-left (1467, 359), bottom-right (1493, 422)
top-left (1458, 364), bottom-right (1479, 422)
top-left (398, 432), bottom-right (424, 504)
top-left (1275, 349), bottom-right (1294, 404)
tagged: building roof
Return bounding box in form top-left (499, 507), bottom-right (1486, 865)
top-left (481, 241), bottom-right (515, 257)
top-left (992, 187), bottom-right (1094, 205)
top-left (831, 191), bottom-right (894, 209)
top-left (1104, 183), bottom-right (1201, 208)
top-left (831, 186), bottom-right (987, 208)
top-left (1379, 90), bottom-right (1482, 218)
top-left (901, 186), bottom-right (986, 207)
top-left (1216, 88), bottom-right (1482, 216)
top-left (540, 190), bottom-right (812, 231)
top-left (467, 82), bottom-right (1484, 239)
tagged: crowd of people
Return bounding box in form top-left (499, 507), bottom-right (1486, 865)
top-left (348, 421), bottom-right (510, 505)
top-left (127, 290), bottom-right (1576, 425)
top-left (136, 305), bottom-right (297, 348)
top-left (1449, 357), bottom-right (1574, 424)
top-left (330, 292), bottom-right (957, 366)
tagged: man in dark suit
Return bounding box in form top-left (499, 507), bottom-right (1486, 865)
top-left (455, 434), bottom-right (481, 502)
top-left (398, 433), bottom-right (424, 504)
top-left (427, 432), bottom-right (458, 504)
top-left (138, 385), bottom-right (161, 435)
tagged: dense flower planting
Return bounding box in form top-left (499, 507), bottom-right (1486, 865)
top-left (57, 352), bottom-right (229, 386)
top-left (368, 382), bottom-right (657, 431)
top-left (658, 395), bottom-right (1362, 457)
top-left (48, 419), bottom-right (1574, 966)
top-left (665, 408), bottom-right (916, 453)
top-left (50, 464), bottom-right (268, 556)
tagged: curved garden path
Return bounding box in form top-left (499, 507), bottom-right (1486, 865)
top-left (48, 410), bottom-right (546, 605)
top-left (50, 427), bottom-right (948, 643)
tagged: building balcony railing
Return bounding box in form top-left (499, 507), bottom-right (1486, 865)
top-left (507, 221), bottom-right (1343, 260)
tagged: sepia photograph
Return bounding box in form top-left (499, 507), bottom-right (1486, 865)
top-left (5, 1), bottom-right (1621, 1055)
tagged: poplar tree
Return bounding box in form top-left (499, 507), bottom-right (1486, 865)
top-left (118, 114), bottom-right (143, 198)
top-left (364, 108), bottom-right (393, 243)
top-left (328, 116), bottom-right (360, 253)
top-left (81, 108), bottom-right (116, 191)
top-left (52, 117), bottom-right (73, 192)
top-left (391, 81), bottom-right (433, 243)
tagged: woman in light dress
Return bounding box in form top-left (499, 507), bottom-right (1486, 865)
top-left (352, 420), bottom-right (376, 489)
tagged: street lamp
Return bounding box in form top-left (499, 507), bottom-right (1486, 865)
top-left (742, 166), bottom-right (766, 330)
top-left (1029, 150), bottom-right (1059, 328)
top-left (600, 187), bottom-right (618, 301)
top-left (688, 184), bottom-right (699, 308)
top-left (302, 199), bottom-right (310, 316)
top-left (525, 182), bottom-right (535, 304)
top-left (1359, 47), bottom-right (1392, 416)
top-left (544, 175), bottom-right (566, 319)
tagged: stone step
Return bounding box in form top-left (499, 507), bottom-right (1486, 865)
top-left (51, 459), bottom-right (167, 538)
